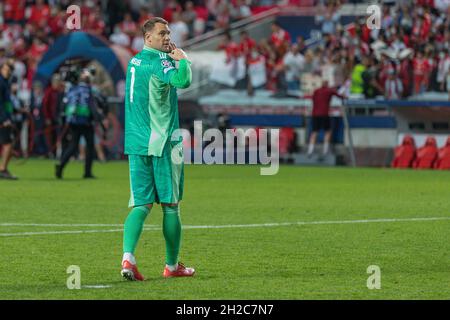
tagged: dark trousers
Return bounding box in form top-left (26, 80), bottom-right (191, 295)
top-left (60, 124), bottom-right (94, 176)
top-left (44, 120), bottom-right (58, 157)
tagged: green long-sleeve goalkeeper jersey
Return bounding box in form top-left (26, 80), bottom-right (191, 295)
top-left (124, 45), bottom-right (192, 156)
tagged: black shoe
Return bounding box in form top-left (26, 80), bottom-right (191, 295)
top-left (83, 174), bottom-right (96, 179)
top-left (55, 164), bottom-right (62, 179)
top-left (0, 170), bottom-right (18, 180)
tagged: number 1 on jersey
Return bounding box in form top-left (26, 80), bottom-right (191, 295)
top-left (130, 66), bottom-right (136, 103)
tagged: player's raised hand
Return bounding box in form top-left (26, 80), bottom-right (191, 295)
top-left (168, 42), bottom-right (189, 61)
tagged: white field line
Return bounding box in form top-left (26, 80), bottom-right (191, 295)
top-left (0, 223), bottom-right (158, 227)
top-left (82, 285), bottom-right (113, 289)
top-left (0, 217), bottom-right (449, 237)
top-left (0, 228), bottom-right (127, 237)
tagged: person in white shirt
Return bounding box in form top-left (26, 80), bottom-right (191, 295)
top-left (435, 0), bottom-right (450, 13)
top-left (389, 34), bottom-right (406, 58)
top-left (446, 64), bottom-right (450, 100)
top-left (437, 50), bottom-right (450, 92)
top-left (109, 26), bottom-right (130, 47)
top-left (283, 43), bottom-right (305, 91)
top-left (385, 70), bottom-right (403, 100)
top-left (233, 0), bottom-right (252, 20)
top-left (169, 12), bottom-right (189, 47)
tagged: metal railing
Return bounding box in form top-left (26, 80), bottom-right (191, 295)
top-left (184, 7), bottom-right (281, 51)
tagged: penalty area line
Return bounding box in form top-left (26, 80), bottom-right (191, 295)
top-left (0, 217), bottom-right (449, 237)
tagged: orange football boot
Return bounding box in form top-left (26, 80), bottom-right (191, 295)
top-left (121, 260), bottom-right (145, 281)
top-left (163, 262), bottom-right (195, 278)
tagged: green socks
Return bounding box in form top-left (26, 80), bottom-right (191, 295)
top-left (123, 204), bottom-right (182, 266)
top-left (123, 205), bottom-right (150, 254)
top-left (162, 205), bottom-right (182, 266)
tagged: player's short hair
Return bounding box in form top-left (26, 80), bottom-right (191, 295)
top-left (141, 17), bottom-right (169, 37)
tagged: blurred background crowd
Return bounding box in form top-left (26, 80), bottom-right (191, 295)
top-left (216, 0), bottom-right (450, 99)
top-left (1, 0), bottom-right (449, 105)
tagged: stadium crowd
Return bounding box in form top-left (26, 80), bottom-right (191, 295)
top-left (217, 0), bottom-right (450, 99)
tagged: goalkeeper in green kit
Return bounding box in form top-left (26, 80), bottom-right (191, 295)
top-left (121, 17), bottom-right (194, 281)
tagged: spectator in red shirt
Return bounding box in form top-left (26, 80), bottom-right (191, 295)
top-left (25, 58), bottom-right (38, 91)
top-left (307, 80), bottom-right (345, 156)
top-left (417, 0), bottom-right (435, 7)
top-left (119, 12), bottom-right (138, 38)
top-left (162, 0), bottom-right (182, 23)
top-left (218, 32), bottom-right (240, 64)
top-left (360, 23), bottom-right (371, 44)
top-left (48, 6), bottom-right (66, 36)
top-left (28, 0), bottom-right (50, 27)
top-left (42, 74), bottom-right (63, 158)
top-left (401, 29), bottom-right (412, 48)
top-left (28, 37), bottom-right (48, 63)
top-left (398, 49), bottom-right (414, 97)
top-left (3, 0), bottom-right (26, 23)
top-left (85, 7), bottom-right (106, 36)
top-left (258, 39), bottom-right (277, 91)
top-left (238, 30), bottom-right (256, 62)
top-left (13, 38), bottom-right (27, 60)
top-left (270, 22), bottom-right (291, 56)
top-left (413, 50), bottom-right (431, 94)
top-left (420, 13), bottom-right (432, 41)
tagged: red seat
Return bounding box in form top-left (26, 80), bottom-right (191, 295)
top-left (392, 135), bottom-right (416, 168)
top-left (413, 136), bottom-right (438, 169)
top-left (434, 137), bottom-right (450, 170)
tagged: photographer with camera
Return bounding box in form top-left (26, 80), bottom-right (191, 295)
top-left (55, 68), bottom-right (103, 179)
top-left (79, 76), bottom-right (110, 164)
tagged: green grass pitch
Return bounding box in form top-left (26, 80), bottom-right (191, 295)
top-left (0, 159), bottom-right (449, 299)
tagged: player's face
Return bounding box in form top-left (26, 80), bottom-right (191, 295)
top-left (146, 23), bottom-right (172, 53)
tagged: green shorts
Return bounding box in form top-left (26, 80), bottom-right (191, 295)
top-left (128, 141), bottom-right (184, 207)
